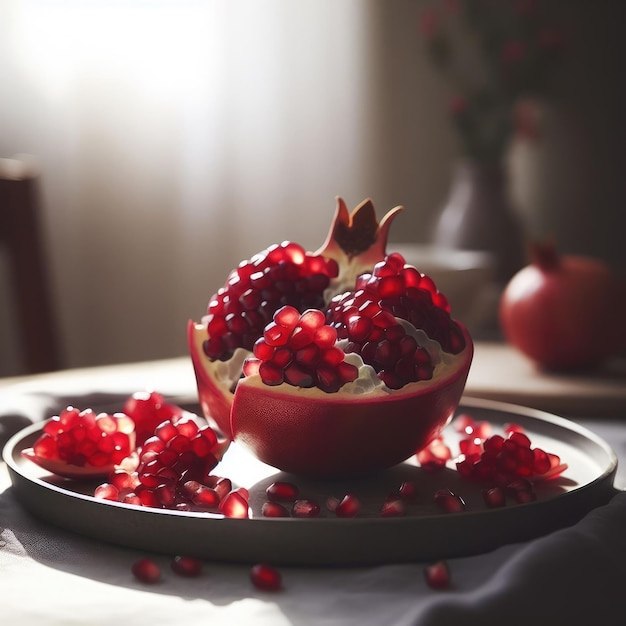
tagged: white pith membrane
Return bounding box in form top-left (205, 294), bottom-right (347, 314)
top-left (196, 315), bottom-right (462, 400)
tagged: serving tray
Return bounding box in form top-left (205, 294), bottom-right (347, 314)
top-left (3, 397), bottom-right (618, 565)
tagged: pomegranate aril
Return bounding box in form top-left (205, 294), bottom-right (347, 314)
top-left (284, 364), bottom-right (314, 388)
top-left (219, 491), bottom-right (249, 518)
top-left (264, 322), bottom-right (290, 347)
top-left (482, 486), bottom-right (506, 508)
top-left (155, 420), bottom-right (178, 443)
top-left (132, 557), bottom-right (161, 584)
top-left (295, 344), bottom-right (320, 366)
top-left (191, 485), bottom-right (220, 508)
top-left (214, 477), bottom-right (232, 500)
top-left (250, 563), bottom-right (282, 592)
top-left (397, 481), bottom-right (418, 502)
top-left (380, 498), bottom-right (407, 517)
top-left (434, 488), bottom-right (466, 513)
top-left (506, 478), bottom-right (534, 496)
top-left (266, 481), bottom-right (299, 502)
top-left (262, 501), bottom-right (290, 517)
top-left (459, 437), bottom-right (483, 457)
top-left (513, 489), bottom-right (537, 504)
top-left (258, 361), bottom-right (284, 386)
top-left (171, 555), bottom-right (203, 577)
top-left (325, 496), bottom-right (340, 512)
top-left (292, 499), bottom-right (321, 518)
top-left (532, 447), bottom-right (552, 475)
top-left (335, 494), bottom-right (361, 518)
top-left (417, 437), bottom-right (451, 471)
top-left (94, 483), bottom-right (119, 501)
top-left (508, 430), bottom-right (532, 448)
top-left (424, 561), bottom-right (450, 590)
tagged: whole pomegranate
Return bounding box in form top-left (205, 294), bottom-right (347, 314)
top-left (189, 198), bottom-right (473, 476)
top-left (499, 241), bottom-right (625, 370)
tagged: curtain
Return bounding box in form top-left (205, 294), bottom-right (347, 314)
top-left (0, 0), bottom-right (383, 372)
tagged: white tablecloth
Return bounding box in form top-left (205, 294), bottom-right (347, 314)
top-left (2, 355), bottom-right (626, 626)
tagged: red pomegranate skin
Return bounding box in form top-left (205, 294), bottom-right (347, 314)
top-left (231, 325), bottom-right (473, 477)
top-left (499, 247), bottom-right (624, 370)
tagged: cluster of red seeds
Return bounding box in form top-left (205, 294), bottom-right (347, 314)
top-left (242, 305), bottom-right (359, 393)
top-left (454, 416), bottom-right (566, 487)
top-left (94, 416), bottom-right (249, 518)
top-left (326, 253), bottom-right (465, 389)
top-left (416, 413), bottom-right (568, 509)
top-left (203, 242), bottom-right (338, 361)
top-left (32, 407), bottom-right (134, 468)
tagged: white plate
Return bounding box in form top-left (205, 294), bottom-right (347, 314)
top-left (3, 397), bottom-right (618, 565)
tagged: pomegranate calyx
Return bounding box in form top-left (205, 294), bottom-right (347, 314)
top-left (528, 239), bottom-right (560, 272)
top-left (315, 198), bottom-right (403, 294)
top-left (316, 197), bottom-right (400, 259)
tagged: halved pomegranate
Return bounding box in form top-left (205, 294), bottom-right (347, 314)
top-left (189, 198), bottom-right (473, 477)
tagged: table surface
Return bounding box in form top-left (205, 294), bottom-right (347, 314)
top-left (2, 343), bottom-right (626, 626)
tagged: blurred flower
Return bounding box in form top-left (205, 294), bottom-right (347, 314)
top-left (418, 0), bottom-right (565, 163)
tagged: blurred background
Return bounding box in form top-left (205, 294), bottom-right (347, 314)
top-left (1, 0), bottom-right (624, 376)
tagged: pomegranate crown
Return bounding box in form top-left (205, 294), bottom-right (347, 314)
top-left (315, 197), bottom-right (403, 262)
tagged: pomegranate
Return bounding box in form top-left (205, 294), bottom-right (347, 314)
top-left (22, 407), bottom-right (135, 480)
top-left (189, 198), bottom-right (473, 477)
top-left (499, 240), bottom-right (625, 370)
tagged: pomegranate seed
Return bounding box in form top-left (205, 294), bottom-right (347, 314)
top-left (266, 481), bottom-right (299, 502)
top-left (513, 489), bottom-right (537, 504)
top-left (504, 422), bottom-right (526, 436)
top-left (250, 563), bottom-right (282, 592)
top-left (214, 477), bottom-right (233, 501)
top-left (170, 556), bottom-right (203, 577)
top-left (94, 483), bottom-right (118, 501)
top-left (459, 436), bottom-right (483, 457)
top-left (123, 391), bottom-right (184, 445)
top-left (132, 557), bottom-right (161, 584)
top-left (424, 561), bottom-right (450, 590)
top-left (219, 491), bottom-right (249, 518)
top-left (292, 499), bottom-right (321, 518)
top-left (482, 486), bottom-right (506, 508)
top-left (262, 501), bottom-right (290, 517)
top-left (434, 488), bottom-right (466, 513)
top-left (532, 447), bottom-right (552, 474)
top-left (326, 496), bottom-right (340, 512)
top-left (191, 485), bottom-right (220, 508)
top-left (397, 481), bottom-right (418, 502)
top-left (380, 498), bottom-right (407, 517)
top-left (508, 430), bottom-right (532, 449)
top-left (335, 494), bottom-right (361, 518)
top-left (417, 437), bottom-right (452, 470)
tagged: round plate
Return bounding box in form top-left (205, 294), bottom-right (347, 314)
top-left (3, 397), bottom-right (618, 565)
